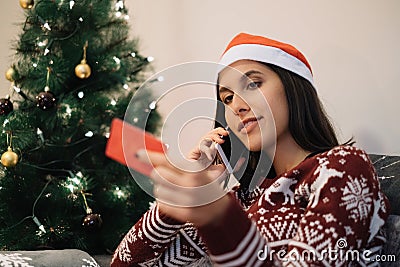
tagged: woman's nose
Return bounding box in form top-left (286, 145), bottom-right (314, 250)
top-left (231, 95), bottom-right (250, 115)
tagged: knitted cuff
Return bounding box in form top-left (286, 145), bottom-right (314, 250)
top-left (142, 204), bottom-right (184, 243)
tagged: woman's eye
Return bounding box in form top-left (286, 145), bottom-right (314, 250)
top-left (223, 95), bottom-right (233, 104)
top-left (247, 81), bottom-right (261, 90)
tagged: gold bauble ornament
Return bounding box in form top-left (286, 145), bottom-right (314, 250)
top-left (19, 0), bottom-right (34, 9)
top-left (1, 147), bottom-right (18, 168)
top-left (5, 67), bottom-right (16, 82)
top-left (75, 60), bottom-right (91, 79)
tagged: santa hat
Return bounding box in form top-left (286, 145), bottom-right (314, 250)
top-left (218, 33), bottom-right (314, 87)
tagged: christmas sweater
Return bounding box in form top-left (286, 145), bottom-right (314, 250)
top-left (111, 145), bottom-right (390, 266)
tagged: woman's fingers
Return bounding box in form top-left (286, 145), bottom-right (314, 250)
top-left (205, 128), bottom-right (229, 144)
top-left (199, 128), bottom-right (229, 149)
top-left (199, 138), bottom-right (215, 161)
top-left (136, 149), bottom-right (172, 169)
top-left (187, 127), bottom-right (229, 161)
top-left (212, 127), bottom-right (229, 139)
top-left (152, 166), bottom-right (228, 208)
top-left (150, 162), bottom-right (226, 187)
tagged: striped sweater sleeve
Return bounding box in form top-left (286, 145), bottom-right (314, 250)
top-left (111, 204), bottom-right (184, 266)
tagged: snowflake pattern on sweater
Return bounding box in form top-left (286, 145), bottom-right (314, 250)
top-left (111, 146), bottom-right (389, 267)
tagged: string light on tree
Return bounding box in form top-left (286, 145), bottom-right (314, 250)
top-left (32, 216), bottom-right (46, 234)
top-left (12, 84), bottom-right (28, 100)
top-left (115, 0), bottom-right (124, 10)
top-left (2, 119), bottom-right (9, 128)
top-left (32, 181), bottom-right (52, 234)
top-left (36, 16), bottom-right (51, 31)
top-left (34, 15), bottom-right (51, 32)
top-left (113, 186), bottom-right (127, 200)
top-left (65, 105), bottom-right (72, 116)
top-left (115, 0), bottom-right (129, 20)
top-left (36, 68), bottom-right (56, 110)
top-left (112, 56), bottom-right (121, 71)
top-left (37, 40), bottom-right (48, 48)
top-left (60, 103), bottom-right (74, 124)
top-left (64, 171), bottom-right (86, 194)
top-left (37, 128), bottom-right (44, 144)
top-left (149, 100), bottom-right (157, 110)
top-left (75, 41), bottom-right (91, 79)
top-left (38, 40), bottom-right (51, 55)
top-left (19, 0), bottom-right (34, 9)
top-left (85, 131), bottom-right (94, 137)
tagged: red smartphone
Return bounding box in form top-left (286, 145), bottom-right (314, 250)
top-left (105, 118), bottom-right (166, 176)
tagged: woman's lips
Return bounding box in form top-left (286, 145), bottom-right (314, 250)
top-left (238, 117), bottom-right (262, 134)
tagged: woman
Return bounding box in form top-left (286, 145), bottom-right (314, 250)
top-left (111, 33), bottom-right (389, 266)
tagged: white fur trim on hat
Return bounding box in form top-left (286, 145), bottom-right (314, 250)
top-left (217, 44), bottom-right (314, 87)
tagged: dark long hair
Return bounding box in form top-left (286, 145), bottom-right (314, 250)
top-left (266, 63), bottom-right (350, 152)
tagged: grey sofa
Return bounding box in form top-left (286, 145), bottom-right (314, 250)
top-left (370, 154), bottom-right (400, 267)
top-left (1, 153), bottom-right (399, 267)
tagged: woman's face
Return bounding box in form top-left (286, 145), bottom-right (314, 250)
top-left (218, 60), bottom-right (289, 152)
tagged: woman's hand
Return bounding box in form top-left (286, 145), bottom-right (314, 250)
top-left (188, 127), bottom-right (229, 164)
top-left (136, 149), bottom-right (231, 227)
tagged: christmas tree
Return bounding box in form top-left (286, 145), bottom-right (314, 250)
top-left (0, 0), bottom-right (159, 254)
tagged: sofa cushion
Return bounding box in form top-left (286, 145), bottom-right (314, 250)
top-left (369, 154), bottom-right (400, 215)
top-left (382, 215), bottom-right (400, 266)
top-left (0, 249), bottom-right (99, 267)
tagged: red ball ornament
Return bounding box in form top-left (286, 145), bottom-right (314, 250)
top-left (36, 88), bottom-right (56, 110)
top-left (82, 213), bottom-right (102, 229)
top-left (0, 97), bottom-right (13, 116)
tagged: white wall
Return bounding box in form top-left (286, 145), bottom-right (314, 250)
top-left (1, 0), bottom-right (399, 156)
top-left (0, 2), bottom-right (22, 96)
